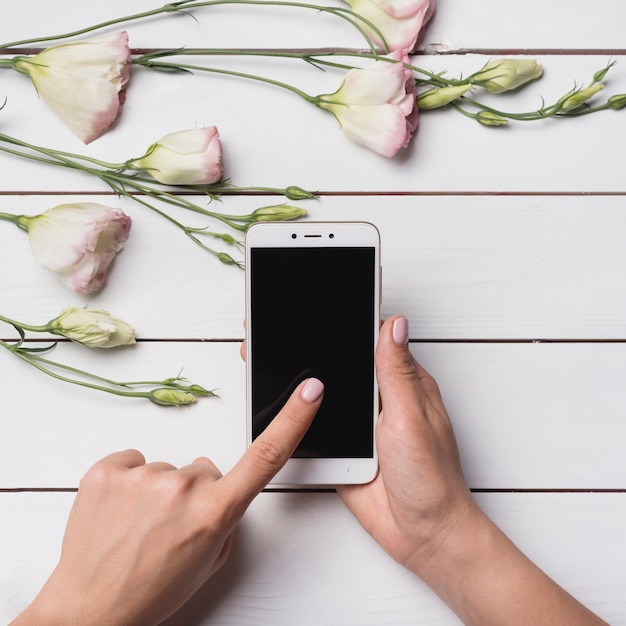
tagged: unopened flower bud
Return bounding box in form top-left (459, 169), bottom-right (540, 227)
top-left (285, 186), bottom-right (316, 200)
top-left (217, 252), bottom-right (239, 265)
top-left (251, 205), bottom-right (308, 222)
top-left (417, 84), bottom-right (472, 110)
top-left (183, 384), bottom-right (216, 397)
top-left (472, 59), bottom-right (542, 94)
top-left (149, 388), bottom-right (197, 406)
top-left (593, 62), bottom-right (615, 84)
top-left (48, 307), bottom-right (135, 348)
top-left (559, 84), bottom-right (604, 111)
top-left (608, 94), bottom-right (626, 110)
top-left (476, 111), bottom-right (508, 127)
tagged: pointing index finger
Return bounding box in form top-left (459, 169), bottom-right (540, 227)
top-left (221, 378), bottom-right (324, 511)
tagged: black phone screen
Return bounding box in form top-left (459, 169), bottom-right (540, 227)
top-left (250, 246), bottom-right (376, 458)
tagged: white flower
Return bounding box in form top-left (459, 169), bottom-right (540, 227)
top-left (316, 50), bottom-right (418, 157)
top-left (48, 307), bottom-right (135, 348)
top-left (12, 32), bottom-right (130, 143)
top-left (17, 203), bottom-right (131, 294)
top-left (130, 127), bottom-right (224, 185)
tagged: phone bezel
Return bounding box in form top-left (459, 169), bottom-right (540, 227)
top-left (245, 221), bottom-right (380, 487)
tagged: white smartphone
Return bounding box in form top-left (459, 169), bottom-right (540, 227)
top-left (245, 221), bottom-right (380, 487)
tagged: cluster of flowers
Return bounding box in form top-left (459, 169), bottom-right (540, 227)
top-left (3, 0), bottom-right (433, 149)
top-left (3, 0), bottom-right (623, 162)
top-left (1, 0), bottom-right (625, 406)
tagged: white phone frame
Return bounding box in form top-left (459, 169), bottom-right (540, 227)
top-left (245, 221), bottom-right (380, 487)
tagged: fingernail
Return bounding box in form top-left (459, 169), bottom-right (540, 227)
top-left (301, 378), bottom-right (324, 403)
top-left (392, 316), bottom-right (409, 345)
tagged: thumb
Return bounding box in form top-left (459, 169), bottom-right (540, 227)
top-left (376, 316), bottom-right (428, 424)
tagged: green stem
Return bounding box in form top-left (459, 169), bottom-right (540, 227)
top-left (0, 211), bottom-right (29, 231)
top-left (0, 0), bottom-right (383, 53)
top-left (0, 131), bottom-right (308, 261)
top-left (0, 2), bottom-right (195, 49)
top-left (135, 47), bottom-right (453, 87)
top-left (0, 341), bottom-right (153, 399)
top-left (0, 313), bottom-right (49, 333)
top-left (0, 337), bottom-right (214, 403)
top-left (136, 57), bottom-right (317, 104)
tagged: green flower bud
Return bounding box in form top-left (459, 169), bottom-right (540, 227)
top-left (251, 205), bottom-right (308, 222)
top-left (476, 111), bottom-right (508, 127)
top-left (216, 251), bottom-right (239, 265)
top-left (608, 94), bottom-right (626, 110)
top-left (149, 388), bottom-right (197, 406)
top-left (284, 186), bottom-right (316, 200)
top-left (593, 62), bottom-right (615, 84)
top-left (472, 59), bottom-right (542, 94)
top-left (210, 232), bottom-right (240, 246)
top-left (417, 84), bottom-right (473, 110)
top-left (559, 83), bottom-right (604, 111)
top-left (48, 307), bottom-right (135, 348)
top-left (183, 384), bottom-right (217, 397)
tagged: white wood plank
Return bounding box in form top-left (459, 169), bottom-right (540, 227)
top-left (423, 0), bottom-right (626, 52)
top-left (2, 194), bottom-right (626, 340)
top-left (1, 491), bottom-right (624, 624)
top-left (1, 341), bottom-right (625, 489)
top-left (1, 53), bottom-right (625, 193)
top-left (2, 0), bottom-right (625, 51)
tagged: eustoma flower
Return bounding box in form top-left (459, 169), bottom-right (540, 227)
top-left (0, 309), bottom-right (214, 406)
top-left (9, 32), bottom-right (130, 143)
top-left (346, 0), bottom-right (435, 52)
top-left (47, 307), bottom-right (135, 348)
top-left (1, 203), bottom-right (131, 295)
top-left (128, 127), bottom-right (224, 185)
top-left (315, 50), bottom-right (418, 157)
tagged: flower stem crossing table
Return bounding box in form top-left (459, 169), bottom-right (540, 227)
top-left (1, 1), bottom-right (626, 623)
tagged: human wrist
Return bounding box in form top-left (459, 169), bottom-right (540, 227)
top-left (10, 595), bottom-right (71, 626)
top-left (10, 574), bottom-right (96, 626)
top-left (407, 498), bottom-right (498, 588)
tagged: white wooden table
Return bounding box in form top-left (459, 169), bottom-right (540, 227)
top-left (2, 2), bottom-right (625, 623)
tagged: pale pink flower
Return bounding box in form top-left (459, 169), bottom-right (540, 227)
top-left (17, 203), bottom-right (131, 294)
top-left (347, 0), bottom-right (435, 52)
top-left (12, 32), bottom-right (130, 143)
top-left (316, 50), bottom-right (418, 158)
top-left (130, 127), bottom-right (224, 185)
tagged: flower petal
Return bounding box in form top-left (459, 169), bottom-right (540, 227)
top-left (348, 0), bottom-right (432, 51)
top-left (333, 103), bottom-right (415, 157)
top-left (15, 32), bottom-right (130, 143)
top-left (131, 127), bottom-right (223, 185)
top-left (25, 203), bottom-right (131, 294)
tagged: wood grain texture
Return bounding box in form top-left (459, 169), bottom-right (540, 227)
top-left (1, 1), bottom-right (625, 623)
top-left (2, 194), bottom-right (626, 339)
top-left (1, 54), bottom-right (625, 193)
top-left (1, 491), bottom-right (624, 625)
top-left (1, 341), bottom-right (625, 489)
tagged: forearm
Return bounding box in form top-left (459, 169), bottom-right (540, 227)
top-left (413, 505), bottom-right (608, 626)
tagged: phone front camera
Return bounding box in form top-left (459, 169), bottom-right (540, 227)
top-left (291, 233), bottom-right (297, 239)
top-left (329, 233), bottom-right (335, 239)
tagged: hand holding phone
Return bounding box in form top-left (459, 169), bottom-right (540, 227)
top-left (245, 221), bottom-right (381, 487)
